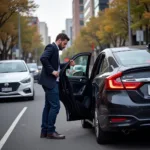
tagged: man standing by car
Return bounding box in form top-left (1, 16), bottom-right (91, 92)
top-left (39, 33), bottom-right (75, 140)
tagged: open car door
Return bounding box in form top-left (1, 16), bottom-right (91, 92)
top-left (59, 52), bottom-right (93, 121)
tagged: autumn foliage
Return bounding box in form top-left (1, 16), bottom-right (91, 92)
top-left (62, 0), bottom-right (150, 60)
top-left (0, 0), bottom-right (43, 61)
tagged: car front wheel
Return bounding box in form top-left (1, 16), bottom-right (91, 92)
top-left (81, 120), bottom-right (93, 128)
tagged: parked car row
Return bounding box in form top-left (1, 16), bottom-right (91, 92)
top-left (0, 60), bottom-right (43, 100)
top-left (27, 63), bottom-right (42, 81)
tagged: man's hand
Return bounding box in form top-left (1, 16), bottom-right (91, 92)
top-left (69, 60), bottom-right (75, 66)
top-left (52, 71), bottom-right (59, 77)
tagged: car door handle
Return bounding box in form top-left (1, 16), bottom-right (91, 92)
top-left (80, 79), bottom-right (86, 82)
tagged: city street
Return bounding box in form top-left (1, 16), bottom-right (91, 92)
top-left (0, 83), bottom-right (150, 150)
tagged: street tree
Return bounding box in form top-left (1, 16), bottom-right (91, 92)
top-left (80, 17), bottom-right (103, 51)
top-left (0, 14), bottom-right (42, 60)
top-left (0, 0), bottom-right (37, 28)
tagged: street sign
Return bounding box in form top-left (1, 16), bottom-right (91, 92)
top-left (16, 49), bottom-right (19, 58)
top-left (136, 30), bottom-right (144, 42)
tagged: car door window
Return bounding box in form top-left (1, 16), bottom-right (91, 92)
top-left (90, 54), bottom-right (103, 80)
top-left (66, 55), bottom-right (88, 77)
top-left (108, 56), bottom-right (118, 69)
top-left (99, 57), bottom-right (109, 74)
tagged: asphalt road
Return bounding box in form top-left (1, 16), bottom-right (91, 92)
top-left (0, 83), bottom-right (150, 150)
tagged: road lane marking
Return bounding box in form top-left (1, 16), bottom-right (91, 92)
top-left (0, 107), bottom-right (27, 150)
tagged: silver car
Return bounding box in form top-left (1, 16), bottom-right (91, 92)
top-left (0, 60), bottom-right (34, 100)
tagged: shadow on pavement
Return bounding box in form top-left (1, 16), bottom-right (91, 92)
top-left (106, 129), bottom-right (150, 149)
top-left (0, 98), bottom-right (33, 103)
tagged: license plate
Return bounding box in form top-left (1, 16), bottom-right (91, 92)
top-left (1, 88), bottom-right (12, 92)
top-left (148, 85), bottom-right (150, 95)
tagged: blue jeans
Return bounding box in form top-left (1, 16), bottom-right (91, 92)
top-left (41, 83), bottom-right (60, 134)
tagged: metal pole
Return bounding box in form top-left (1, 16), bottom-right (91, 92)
top-left (18, 11), bottom-right (22, 59)
top-left (36, 48), bottom-right (38, 64)
top-left (128, 0), bottom-right (132, 46)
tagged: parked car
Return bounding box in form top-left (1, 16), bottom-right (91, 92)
top-left (27, 63), bottom-right (39, 81)
top-left (0, 60), bottom-right (34, 100)
top-left (59, 47), bottom-right (150, 144)
top-left (38, 65), bottom-right (42, 72)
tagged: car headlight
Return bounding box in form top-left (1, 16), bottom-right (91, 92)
top-left (21, 78), bottom-right (31, 83)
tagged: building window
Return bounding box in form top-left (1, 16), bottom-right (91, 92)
top-left (84, 7), bottom-right (90, 18)
top-left (79, 0), bottom-right (83, 4)
top-left (94, 0), bottom-right (99, 7)
top-left (84, 0), bottom-right (90, 9)
top-left (94, 5), bottom-right (99, 16)
top-left (79, 14), bottom-right (84, 19)
top-left (80, 20), bottom-right (84, 26)
top-left (80, 6), bottom-right (84, 12)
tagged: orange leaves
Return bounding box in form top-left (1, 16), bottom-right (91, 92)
top-left (104, 25), bottom-right (113, 33)
top-left (0, 0), bottom-right (38, 28)
top-left (144, 12), bottom-right (150, 19)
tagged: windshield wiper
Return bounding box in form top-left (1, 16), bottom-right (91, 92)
top-left (17, 70), bottom-right (27, 72)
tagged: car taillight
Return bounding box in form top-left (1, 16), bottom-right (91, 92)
top-left (105, 72), bottom-right (142, 90)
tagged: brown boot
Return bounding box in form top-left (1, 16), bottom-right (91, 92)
top-left (47, 132), bottom-right (65, 139)
top-left (40, 133), bottom-right (47, 138)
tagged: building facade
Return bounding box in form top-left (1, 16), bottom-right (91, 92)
top-left (72, 0), bottom-right (84, 40)
top-left (65, 19), bottom-right (73, 48)
top-left (84, 0), bottom-right (94, 24)
top-left (39, 22), bottom-right (49, 46)
top-left (28, 17), bottom-right (40, 32)
top-left (94, 0), bottom-right (109, 16)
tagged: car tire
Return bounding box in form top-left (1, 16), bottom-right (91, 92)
top-left (81, 120), bottom-right (93, 129)
top-left (94, 108), bottom-right (111, 145)
top-left (28, 90), bottom-right (35, 101)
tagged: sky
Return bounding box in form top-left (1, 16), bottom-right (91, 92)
top-left (33, 0), bottom-right (72, 42)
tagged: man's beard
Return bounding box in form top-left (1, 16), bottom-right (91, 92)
top-left (58, 43), bottom-right (63, 50)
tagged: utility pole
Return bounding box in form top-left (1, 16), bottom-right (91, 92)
top-left (128, 0), bottom-right (132, 46)
top-left (18, 10), bottom-right (22, 59)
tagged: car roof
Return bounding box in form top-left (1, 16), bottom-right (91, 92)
top-left (108, 46), bottom-right (147, 53)
top-left (0, 60), bottom-right (25, 63)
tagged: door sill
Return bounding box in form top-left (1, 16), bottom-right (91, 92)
top-left (85, 119), bottom-right (94, 127)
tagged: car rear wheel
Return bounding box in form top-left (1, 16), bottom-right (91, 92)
top-left (94, 108), bottom-right (111, 144)
top-left (81, 120), bottom-right (93, 128)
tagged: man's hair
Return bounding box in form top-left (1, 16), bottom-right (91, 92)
top-left (55, 33), bottom-right (70, 41)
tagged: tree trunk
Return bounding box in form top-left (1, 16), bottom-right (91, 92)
top-left (122, 39), bottom-right (126, 46)
top-left (1, 49), bottom-right (8, 60)
top-left (10, 49), bottom-right (12, 59)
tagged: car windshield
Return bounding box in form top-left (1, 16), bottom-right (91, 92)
top-left (27, 63), bottom-right (37, 69)
top-left (0, 62), bottom-right (27, 73)
top-left (114, 49), bottom-right (150, 66)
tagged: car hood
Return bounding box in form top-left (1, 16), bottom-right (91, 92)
top-left (0, 72), bottom-right (30, 83)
